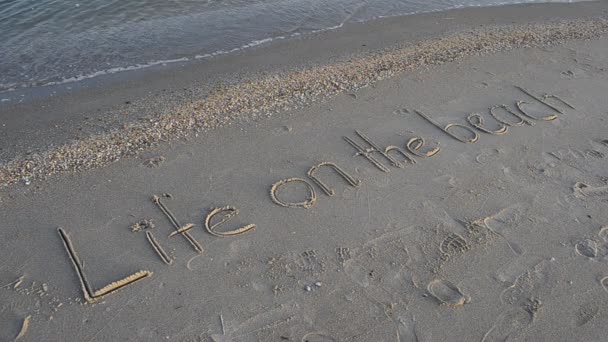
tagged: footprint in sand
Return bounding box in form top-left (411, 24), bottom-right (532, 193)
top-left (499, 260), bottom-right (552, 306)
top-left (598, 226), bottom-right (608, 243)
top-left (574, 239), bottom-right (598, 258)
top-left (585, 150), bottom-right (604, 159)
top-left (573, 182), bottom-right (608, 199)
top-left (480, 205), bottom-right (525, 255)
top-left (427, 279), bottom-right (470, 307)
top-left (391, 310), bottom-right (420, 342)
top-left (601, 277), bottom-right (608, 293)
top-left (482, 205), bottom-right (524, 233)
top-left (439, 233), bottom-right (469, 256)
top-left (481, 307), bottom-right (534, 342)
top-left (575, 301), bottom-right (600, 326)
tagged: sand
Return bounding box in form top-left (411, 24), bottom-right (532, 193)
top-left (1, 2), bottom-right (608, 341)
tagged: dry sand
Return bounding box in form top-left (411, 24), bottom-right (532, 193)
top-left (1, 2), bottom-right (608, 342)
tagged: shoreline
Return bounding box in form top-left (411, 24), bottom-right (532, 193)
top-left (2, 3), bottom-right (607, 159)
top-left (0, 1), bottom-right (596, 94)
top-left (1, 2), bottom-right (608, 188)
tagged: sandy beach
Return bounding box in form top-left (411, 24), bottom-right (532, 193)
top-left (1, 2), bottom-right (608, 341)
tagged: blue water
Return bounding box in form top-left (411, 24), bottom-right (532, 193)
top-left (0, 0), bottom-right (584, 91)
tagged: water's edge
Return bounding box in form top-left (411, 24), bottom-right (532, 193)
top-left (0, 0), bottom-right (605, 167)
top-left (0, 0), bottom-right (590, 93)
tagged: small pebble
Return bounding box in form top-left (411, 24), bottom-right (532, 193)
top-left (314, 281), bottom-right (322, 287)
top-left (305, 285), bottom-right (312, 292)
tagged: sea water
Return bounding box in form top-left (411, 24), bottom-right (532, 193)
top-left (0, 0), bottom-right (585, 91)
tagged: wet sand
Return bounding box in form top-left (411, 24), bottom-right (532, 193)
top-left (2, 2), bottom-right (608, 169)
top-left (2, 2), bottom-right (608, 341)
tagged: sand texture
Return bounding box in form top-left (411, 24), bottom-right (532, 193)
top-left (1, 2), bottom-right (608, 341)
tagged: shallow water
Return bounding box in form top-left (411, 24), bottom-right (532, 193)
top-left (0, 0), bottom-right (585, 91)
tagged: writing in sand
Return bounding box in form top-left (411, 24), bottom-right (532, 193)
top-left (56, 85), bottom-right (576, 304)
